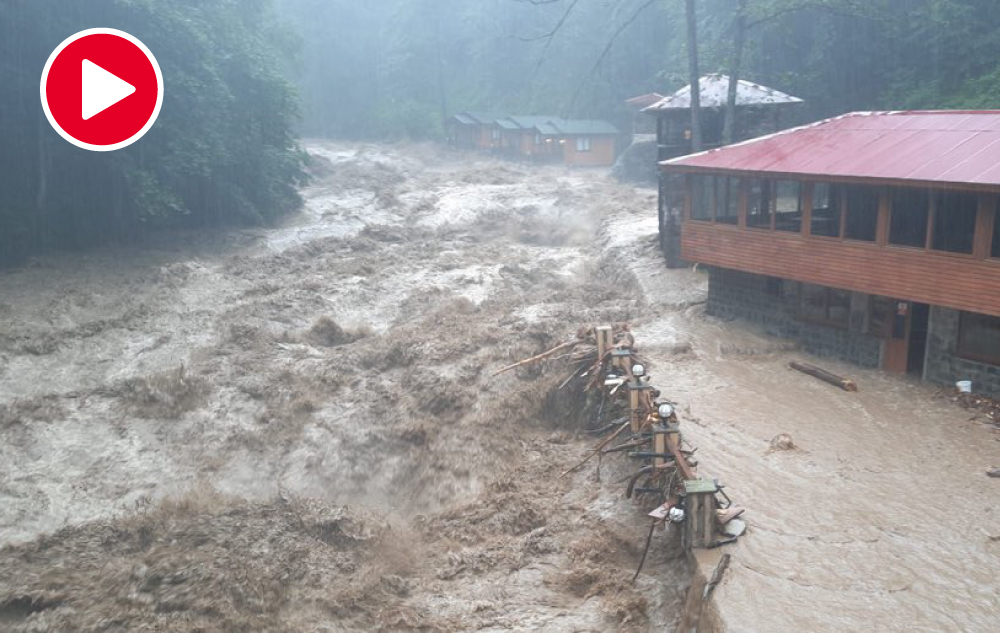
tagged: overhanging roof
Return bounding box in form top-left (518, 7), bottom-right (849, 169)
top-left (533, 118), bottom-right (619, 136)
top-left (499, 116), bottom-right (560, 131)
top-left (452, 112), bottom-right (504, 126)
top-left (661, 110), bottom-right (1000, 189)
top-left (644, 74), bottom-right (802, 112)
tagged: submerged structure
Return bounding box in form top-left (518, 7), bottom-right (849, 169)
top-left (449, 112), bottom-right (621, 167)
top-left (446, 112), bottom-right (505, 151)
top-left (661, 110), bottom-right (1000, 395)
top-left (646, 74), bottom-right (803, 266)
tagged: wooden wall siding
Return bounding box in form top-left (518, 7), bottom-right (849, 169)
top-left (564, 136), bottom-right (617, 167)
top-left (682, 222), bottom-right (1000, 318)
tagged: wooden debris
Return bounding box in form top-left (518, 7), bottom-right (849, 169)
top-left (987, 468), bottom-right (1000, 478)
top-left (493, 340), bottom-right (578, 376)
top-left (559, 420), bottom-right (630, 478)
top-left (935, 387), bottom-right (1000, 427)
top-left (789, 361), bottom-right (858, 392)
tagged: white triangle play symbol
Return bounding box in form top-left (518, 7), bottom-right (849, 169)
top-left (82, 59), bottom-right (136, 120)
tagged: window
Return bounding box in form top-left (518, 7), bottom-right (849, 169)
top-left (810, 182), bottom-right (842, 238)
top-left (747, 179), bottom-right (773, 229)
top-left (932, 190), bottom-right (977, 254)
top-left (992, 198), bottom-right (1000, 258)
top-left (535, 134), bottom-right (542, 145)
top-left (575, 137), bottom-right (592, 152)
top-left (889, 188), bottom-right (930, 248)
top-left (843, 185), bottom-right (879, 242)
top-left (690, 175), bottom-right (713, 221)
top-left (957, 311), bottom-right (1000, 365)
top-left (798, 284), bottom-right (851, 328)
top-left (715, 177), bottom-right (740, 225)
top-left (774, 181), bottom-right (802, 233)
top-left (492, 128), bottom-right (501, 140)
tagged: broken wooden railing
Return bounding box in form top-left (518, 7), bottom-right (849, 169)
top-left (498, 324), bottom-right (744, 556)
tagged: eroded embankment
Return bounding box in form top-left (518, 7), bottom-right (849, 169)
top-left (0, 142), bottom-right (693, 632)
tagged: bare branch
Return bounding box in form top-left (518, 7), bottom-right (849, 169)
top-left (517, 0), bottom-right (581, 42)
top-left (747, 0), bottom-right (875, 29)
top-left (566, 0), bottom-right (657, 110)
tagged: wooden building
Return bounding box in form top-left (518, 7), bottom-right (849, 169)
top-left (447, 112), bottom-right (504, 151)
top-left (535, 119), bottom-right (621, 167)
top-left (646, 74), bottom-right (803, 267)
top-left (495, 116), bottom-right (560, 160)
top-left (661, 110), bottom-right (1000, 395)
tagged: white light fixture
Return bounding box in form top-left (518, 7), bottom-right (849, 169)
top-left (631, 363), bottom-right (645, 377)
top-left (658, 403), bottom-right (675, 419)
top-left (668, 507), bottom-right (685, 523)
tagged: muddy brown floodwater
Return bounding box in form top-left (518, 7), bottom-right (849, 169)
top-left (2, 141), bottom-right (999, 632)
top-left (0, 142), bottom-right (689, 632)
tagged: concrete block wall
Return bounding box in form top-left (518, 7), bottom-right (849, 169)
top-left (706, 267), bottom-right (883, 368)
top-left (925, 306), bottom-right (1000, 397)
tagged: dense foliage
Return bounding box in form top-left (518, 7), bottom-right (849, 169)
top-left (280, 0), bottom-right (1000, 140)
top-left (0, 0), bottom-right (305, 265)
top-left (4, 0), bottom-right (1000, 264)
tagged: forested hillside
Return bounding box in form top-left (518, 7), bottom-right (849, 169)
top-left (281, 0), bottom-right (1000, 139)
top-left (0, 0), bottom-right (304, 266)
top-left (3, 0), bottom-right (1000, 265)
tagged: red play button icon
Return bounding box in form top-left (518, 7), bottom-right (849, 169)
top-left (41, 28), bottom-right (163, 152)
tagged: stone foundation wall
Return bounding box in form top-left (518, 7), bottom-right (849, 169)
top-left (925, 306), bottom-right (1000, 397)
top-left (706, 267), bottom-right (883, 368)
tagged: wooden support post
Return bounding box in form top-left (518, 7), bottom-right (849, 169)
top-left (629, 383), bottom-right (642, 433)
top-left (595, 325), bottom-right (613, 361)
top-left (683, 479), bottom-right (719, 550)
top-left (611, 348), bottom-right (632, 372)
top-left (628, 381), bottom-right (654, 434)
top-left (653, 425), bottom-right (667, 468)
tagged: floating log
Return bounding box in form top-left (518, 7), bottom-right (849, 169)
top-left (493, 340), bottom-right (579, 376)
top-left (789, 361), bottom-right (858, 392)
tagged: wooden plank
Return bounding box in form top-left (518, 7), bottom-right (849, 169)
top-left (682, 221), bottom-right (1000, 318)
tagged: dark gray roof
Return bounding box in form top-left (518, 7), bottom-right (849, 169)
top-left (502, 116), bottom-right (560, 130)
top-left (451, 112), bottom-right (505, 126)
top-left (534, 118), bottom-right (619, 136)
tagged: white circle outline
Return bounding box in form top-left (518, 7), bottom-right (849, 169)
top-left (40, 28), bottom-right (163, 152)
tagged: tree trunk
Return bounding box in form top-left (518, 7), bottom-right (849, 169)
top-left (722, 0), bottom-right (747, 146)
top-left (685, 0), bottom-right (703, 152)
top-left (433, 10), bottom-right (449, 131)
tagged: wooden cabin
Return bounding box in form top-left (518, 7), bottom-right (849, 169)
top-left (647, 74), bottom-right (803, 267)
top-left (534, 119), bottom-right (620, 167)
top-left (643, 74), bottom-right (802, 160)
top-left (447, 112), bottom-right (504, 151)
top-left (661, 110), bottom-right (1000, 396)
top-left (495, 116), bottom-right (560, 160)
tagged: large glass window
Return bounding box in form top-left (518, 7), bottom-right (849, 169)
top-left (889, 188), bottom-right (930, 248)
top-left (957, 311), bottom-right (1000, 365)
top-left (932, 190), bottom-right (977, 254)
top-left (810, 183), bottom-right (842, 238)
top-left (843, 185), bottom-right (879, 242)
top-left (774, 180), bottom-right (802, 233)
top-left (715, 177), bottom-right (740, 225)
top-left (992, 199), bottom-right (1000, 258)
top-left (747, 179), bottom-right (772, 229)
top-left (690, 175), bottom-right (713, 221)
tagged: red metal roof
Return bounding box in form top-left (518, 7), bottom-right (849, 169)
top-left (661, 111), bottom-right (1000, 189)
